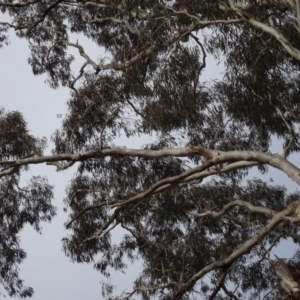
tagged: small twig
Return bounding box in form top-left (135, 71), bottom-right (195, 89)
top-left (69, 62), bottom-right (89, 94)
top-left (99, 109), bottom-right (119, 150)
top-left (173, 202), bottom-right (300, 299)
top-left (190, 33), bottom-right (206, 96)
top-left (125, 282), bottom-right (178, 300)
top-left (67, 98), bottom-right (95, 152)
top-left (46, 160), bottom-right (75, 170)
top-left (221, 284), bottom-right (239, 300)
top-left (69, 188), bottom-right (114, 206)
top-left (88, 17), bottom-right (140, 35)
top-left (208, 269), bottom-right (228, 300)
top-left (273, 103), bottom-right (294, 158)
top-left (0, 0), bottom-right (40, 8)
top-left (278, 98), bottom-right (300, 124)
top-left (0, 166), bottom-right (19, 178)
top-left (31, 0), bottom-right (63, 28)
top-left (189, 199), bottom-right (277, 219)
top-left (125, 97), bottom-right (145, 119)
top-left (59, 40), bottom-right (100, 71)
top-left (112, 160), bottom-right (213, 208)
top-left (66, 201), bottom-right (110, 228)
top-left (257, 234), bottom-right (283, 266)
top-left (284, 231), bottom-right (300, 244)
top-left (82, 221), bottom-right (120, 243)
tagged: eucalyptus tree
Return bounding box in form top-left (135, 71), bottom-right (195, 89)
top-left (1, 0), bottom-right (300, 299)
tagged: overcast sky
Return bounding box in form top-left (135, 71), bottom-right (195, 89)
top-left (1, 29), bottom-right (299, 299)
top-left (0, 33), bottom-right (138, 299)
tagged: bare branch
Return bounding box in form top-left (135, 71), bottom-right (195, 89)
top-left (0, 166), bottom-right (19, 177)
top-left (59, 40), bottom-right (99, 71)
top-left (125, 97), bottom-right (145, 119)
top-left (278, 98), bottom-right (300, 124)
top-left (112, 160), bottom-right (214, 208)
top-left (82, 221), bottom-right (119, 243)
top-left (189, 199), bottom-right (276, 219)
top-left (173, 201), bottom-right (300, 299)
top-left (180, 161), bottom-right (258, 186)
top-left (65, 1), bottom-right (112, 9)
top-left (69, 188), bottom-right (114, 205)
top-left (67, 161), bottom-right (258, 228)
top-left (208, 269), bottom-right (228, 300)
top-left (68, 99), bottom-right (96, 153)
top-left (296, 0), bottom-right (300, 30)
top-left (125, 282), bottom-right (178, 300)
top-left (46, 160), bottom-right (76, 170)
top-left (54, 15), bottom-right (243, 74)
top-left (190, 33), bottom-right (206, 96)
top-left (0, 0), bottom-right (41, 7)
top-left (285, 231), bottom-right (300, 244)
top-left (69, 62), bottom-right (89, 93)
top-left (222, 285), bottom-right (239, 300)
top-left (1, 145), bottom-right (299, 184)
top-left (31, 0), bottom-right (63, 28)
top-left (99, 109), bottom-right (119, 150)
top-left (88, 17), bottom-right (140, 35)
top-left (66, 201), bottom-right (111, 229)
top-left (274, 104), bottom-right (294, 158)
top-left (229, 0), bottom-right (300, 62)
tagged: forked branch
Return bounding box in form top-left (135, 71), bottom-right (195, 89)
top-left (172, 201), bottom-right (300, 299)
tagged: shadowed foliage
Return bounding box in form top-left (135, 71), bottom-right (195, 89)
top-left (1, 0), bottom-right (300, 299)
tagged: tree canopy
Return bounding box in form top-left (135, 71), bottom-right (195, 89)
top-left (1, 0), bottom-right (300, 299)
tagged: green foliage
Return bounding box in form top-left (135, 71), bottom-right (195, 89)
top-left (1, 0), bottom-right (300, 299)
top-left (0, 175), bottom-right (55, 297)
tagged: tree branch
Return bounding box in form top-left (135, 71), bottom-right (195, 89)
top-left (189, 199), bottom-right (277, 219)
top-left (0, 0), bottom-right (41, 7)
top-left (208, 269), bottom-right (228, 300)
top-left (274, 104), bottom-right (294, 158)
top-left (173, 201), bottom-right (300, 299)
top-left (229, 0), bottom-right (300, 62)
top-left (222, 284), bottom-right (239, 300)
top-left (112, 160), bottom-right (213, 208)
top-left (66, 201), bottom-right (111, 228)
top-left (1, 146), bottom-right (299, 184)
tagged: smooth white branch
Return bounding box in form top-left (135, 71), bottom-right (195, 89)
top-left (173, 201), bottom-right (300, 299)
top-left (1, 146), bottom-right (300, 184)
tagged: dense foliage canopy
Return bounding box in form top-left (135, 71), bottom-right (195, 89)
top-left (1, 0), bottom-right (300, 299)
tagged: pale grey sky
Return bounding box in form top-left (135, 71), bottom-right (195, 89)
top-left (0, 34), bottom-right (140, 299)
